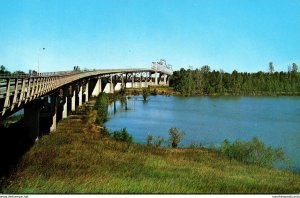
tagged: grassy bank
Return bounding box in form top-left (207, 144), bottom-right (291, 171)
top-left (126, 86), bottom-right (179, 96)
top-left (2, 100), bottom-right (300, 194)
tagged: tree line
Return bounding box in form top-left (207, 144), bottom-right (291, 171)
top-left (170, 63), bottom-right (300, 96)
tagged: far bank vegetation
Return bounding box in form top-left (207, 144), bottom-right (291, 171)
top-left (170, 63), bottom-right (300, 96)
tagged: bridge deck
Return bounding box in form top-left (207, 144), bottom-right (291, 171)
top-left (0, 68), bottom-right (172, 118)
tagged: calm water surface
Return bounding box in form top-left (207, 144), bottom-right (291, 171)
top-left (105, 95), bottom-right (300, 172)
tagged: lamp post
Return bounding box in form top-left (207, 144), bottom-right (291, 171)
top-left (37, 47), bottom-right (46, 74)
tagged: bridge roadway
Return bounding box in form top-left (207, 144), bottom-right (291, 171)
top-left (0, 67), bottom-right (172, 142)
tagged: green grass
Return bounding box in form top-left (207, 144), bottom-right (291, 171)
top-left (2, 102), bottom-right (300, 193)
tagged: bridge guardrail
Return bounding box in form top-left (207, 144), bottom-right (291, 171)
top-left (0, 70), bottom-right (89, 78)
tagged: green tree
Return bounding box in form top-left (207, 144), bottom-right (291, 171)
top-left (292, 63), bottom-right (298, 73)
top-left (12, 70), bottom-right (26, 75)
top-left (146, 134), bottom-right (153, 146)
top-left (201, 65), bottom-right (211, 74)
top-left (169, 127), bottom-right (185, 148)
top-left (0, 65), bottom-right (10, 75)
top-left (269, 62), bottom-right (274, 74)
top-left (170, 64), bottom-right (300, 96)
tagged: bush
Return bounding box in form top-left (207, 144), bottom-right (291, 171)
top-left (133, 90), bottom-right (139, 95)
top-left (101, 126), bottom-right (110, 136)
top-left (220, 137), bottom-right (288, 168)
top-left (112, 128), bottom-right (133, 143)
top-left (152, 88), bottom-right (158, 96)
top-left (147, 134), bottom-right (164, 147)
top-left (142, 87), bottom-right (150, 101)
top-left (189, 141), bottom-right (204, 149)
top-left (155, 136), bottom-right (164, 147)
top-left (169, 127), bottom-right (185, 148)
top-left (95, 93), bottom-right (109, 125)
top-left (146, 134), bottom-right (153, 146)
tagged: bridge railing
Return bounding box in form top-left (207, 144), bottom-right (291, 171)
top-left (0, 70), bottom-right (93, 78)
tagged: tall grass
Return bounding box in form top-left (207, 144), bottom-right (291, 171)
top-left (220, 137), bottom-right (289, 168)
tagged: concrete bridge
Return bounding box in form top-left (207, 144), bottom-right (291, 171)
top-left (0, 61), bottom-right (172, 142)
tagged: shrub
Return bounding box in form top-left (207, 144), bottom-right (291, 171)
top-left (152, 88), bottom-right (158, 96)
top-left (95, 93), bottom-right (109, 125)
top-left (112, 128), bottom-right (133, 143)
top-left (189, 141), bottom-right (204, 149)
top-left (146, 134), bottom-right (153, 146)
top-left (101, 126), bottom-right (110, 136)
top-left (155, 136), bottom-right (164, 147)
top-left (112, 130), bottom-right (122, 140)
top-left (133, 90), bottom-right (139, 95)
top-left (220, 137), bottom-right (289, 168)
top-left (147, 135), bottom-right (164, 147)
top-left (169, 127), bottom-right (185, 148)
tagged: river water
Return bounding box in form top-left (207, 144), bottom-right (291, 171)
top-left (105, 95), bottom-right (300, 172)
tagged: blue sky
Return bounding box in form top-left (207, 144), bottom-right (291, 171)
top-left (0, 0), bottom-right (299, 73)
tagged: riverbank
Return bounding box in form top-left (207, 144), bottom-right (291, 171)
top-left (126, 86), bottom-right (300, 97)
top-left (2, 100), bottom-right (300, 193)
top-left (125, 86), bottom-right (179, 96)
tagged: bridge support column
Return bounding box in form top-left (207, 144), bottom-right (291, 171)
top-left (110, 75), bottom-right (114, 93)
top-left (139, 73), bottom-right (142, 88)
top-left (92, 78), bottom-right (102, 96)
top-left (155, 72), bottom-right (158, 85)
top-left (62, 96), bottom-right (68, 119)
top-left (71, 90), bottom-right (76, 111)
top-left (166, 75), bottom-right (170, 86)
top-left (158, 73), bottom-right (162, 85)
top-left (85, 80), bottom-right (89, 102)
top-left (24, 100), bottom-right (41, 142)
top-left (125, 73), bottom-right (128, 88)
top-left (50, 95), bottom-right (57, 132)
top-left (78, 85), bottom-right (83, 106)
top-left (145, 73), bottom-right (148, 87)
top-left (121, 74), bottom-right (124, 88)
top-left (148, 72), bottom-right (151, 86)
top-left (132, 73), bottom-right (135, 88)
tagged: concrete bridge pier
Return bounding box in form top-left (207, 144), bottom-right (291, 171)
top-left (84, 80), bottom-right (89, 102)
top-left (154, 72), bottom-right (158, 85)
top-left (122, 73), bottom-right (128, 89)
top-left (139, 73), bottom-right (142, 88)
top-left (132, 73), bottom-right (135, 88)
top-left (163, 74), bottom-right (167, 85)
top-left (110, 75), bottom-right (114, 93)
top-left (62, 88), bottom-right (69, 119)
top-left (121, 74), bottom-right (124, 86)
top-left (146, 72), bottom-right (151, 87)
top-left (92, 78), bottom-right (102, 97)
top-left (50, 94), bottom-right (58, 133)
top-left (71, 89), bottom-right (76, 112)
top-left (62, 95), bottom-right (67, 119)
top-left (166, 75), bottom-right (170, 86)
top-left (78, 85), bottom-right (83, 107)
top-left (158, 73), bottom-right (162, 85)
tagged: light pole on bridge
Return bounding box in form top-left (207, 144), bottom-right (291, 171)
top-left (37, 47), bottom-right (46, 73)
